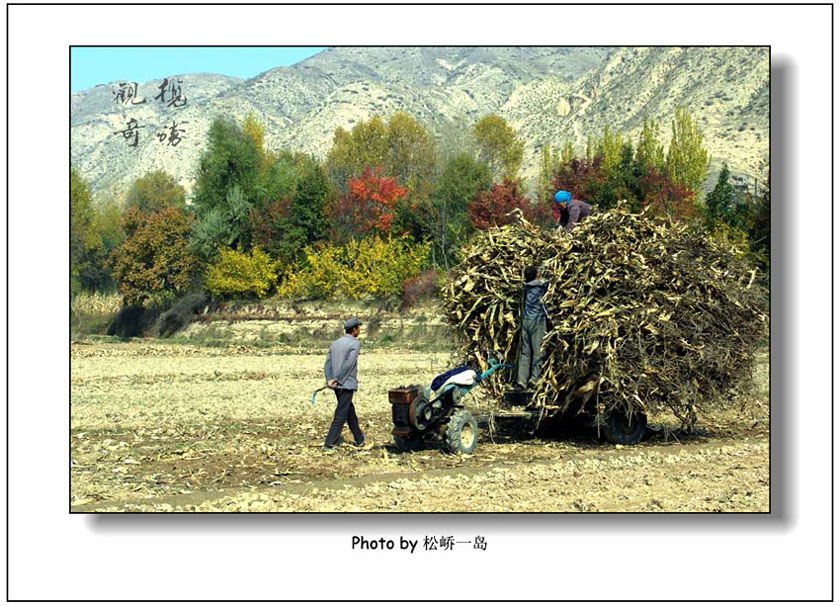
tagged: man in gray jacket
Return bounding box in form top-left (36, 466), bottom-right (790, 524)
top-left (323, 317), bottom-right (365, 452)
top-left (517, 266), bottom-right (549, 390)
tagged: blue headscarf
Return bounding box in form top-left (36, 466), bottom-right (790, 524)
top-left (554, 190), bottom-right (571, 204)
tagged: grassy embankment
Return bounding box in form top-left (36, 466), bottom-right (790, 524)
top-left (70, 292), bottom-right (455, 353)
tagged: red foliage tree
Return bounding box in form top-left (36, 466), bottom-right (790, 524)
top-left (468, 179), bottom-right (532, 230)
top-left (329, 167), bottom-right (408, 242)
top-left (639, 168), bottom-right (696, 221)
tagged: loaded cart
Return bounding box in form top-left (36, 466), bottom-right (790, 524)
top-left (390, 357), bottom-right (649, 454)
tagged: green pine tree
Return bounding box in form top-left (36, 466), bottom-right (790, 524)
top-left (705, 163), bottom-right (735, 227)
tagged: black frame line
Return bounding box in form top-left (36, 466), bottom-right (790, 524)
top-left (2, 0), bottom-right (825, 601)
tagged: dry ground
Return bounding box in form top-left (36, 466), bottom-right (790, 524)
top-left (71, 342), bottom-right (769, 512)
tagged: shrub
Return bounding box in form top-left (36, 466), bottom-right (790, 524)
top-left (280, 236), bottom-right (430, 301)
top-left (156, 292), bottom-right (211, 337)
top-left (205, 247), bottom-right (280, 299)
top-left (279, 243), bottom-right (344, 299)
top-left (342, 236), bottom-right (430, 300)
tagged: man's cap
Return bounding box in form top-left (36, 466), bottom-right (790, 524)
top-left (344, 317), bottom-right (362, 331)
top-left (555, 190), bottom-right (571, 204)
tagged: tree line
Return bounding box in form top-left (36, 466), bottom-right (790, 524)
top-left (71, 107), bottom-right (769, 314)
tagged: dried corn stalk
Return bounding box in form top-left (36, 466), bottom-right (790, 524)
top-left (443, 206), bottom-right (768, 429)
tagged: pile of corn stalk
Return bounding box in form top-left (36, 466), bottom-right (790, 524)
top-left (443, 207), bottom-right (768, 429)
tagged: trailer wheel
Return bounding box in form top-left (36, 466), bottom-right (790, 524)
top-left (603, 409), bottom-right (647, 445)
top-left (394, 433), bottom-right (424, 453)
top-left (444, 409), bottom-right (478, 454)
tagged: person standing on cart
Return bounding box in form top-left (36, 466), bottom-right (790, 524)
top-left (323, 318), bottom-right (365, 452)
top-left (517, 266), bottom-right (549, 390)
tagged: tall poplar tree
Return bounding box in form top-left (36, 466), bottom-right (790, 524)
top-left (666, 106), bottom-right (710, 199)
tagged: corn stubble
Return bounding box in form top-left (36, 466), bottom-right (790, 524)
top-left (443, 207), bottom-right (768, 429)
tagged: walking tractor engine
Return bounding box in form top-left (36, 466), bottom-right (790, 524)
top-left (389, 357), bottom-right (509, 454)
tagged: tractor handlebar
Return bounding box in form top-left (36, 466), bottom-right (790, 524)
top-left (477, 358), bottom-right (512, 382)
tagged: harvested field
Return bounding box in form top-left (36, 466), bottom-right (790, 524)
top-left (71, 336), bottom-right (769, 512)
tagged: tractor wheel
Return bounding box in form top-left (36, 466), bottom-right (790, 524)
top-left (603, 409), bottom-right (647, 445)
top-left (443, 409), bottom-right (478, 454)
top-left (394, 433), bottom-right (424, 453)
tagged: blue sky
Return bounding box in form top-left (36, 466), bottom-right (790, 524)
top-left (71, 47), bottom-right (328, 92)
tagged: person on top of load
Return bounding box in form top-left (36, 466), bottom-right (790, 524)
top-left (554, 190), bottom-right (592, 231)
top-left (516, 265), bottom-right (549, 391)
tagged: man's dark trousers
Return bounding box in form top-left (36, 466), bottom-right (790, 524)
top-left (324, 388), bottom-right (364, 448)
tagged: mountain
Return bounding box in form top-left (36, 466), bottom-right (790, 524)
top-left (71, 47), bottom-right (769, 200)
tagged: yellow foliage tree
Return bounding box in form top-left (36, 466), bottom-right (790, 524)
top-left (279, 236), bottom-right (430, 301)
top-left (205, 247), bottom-right (280, 299)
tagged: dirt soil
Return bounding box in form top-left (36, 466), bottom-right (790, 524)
top-left (71, 342), bottom-right (769, 512)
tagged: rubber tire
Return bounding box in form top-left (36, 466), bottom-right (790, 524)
top-left (443, 409), bottom-right (478, 454)
top-left (394, 433), bottom-right (425, 453)
top-left (603, 409), bottom-right (647, 445)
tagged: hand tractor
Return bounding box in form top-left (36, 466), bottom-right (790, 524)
top-left (389, 357), bottom-right (509, 454)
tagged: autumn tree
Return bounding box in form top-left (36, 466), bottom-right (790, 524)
top-left (125, 170), bottom-right (187, 213)
top-left (191, 117), bottom-right (281, 261)
top-left (325, 116), bottom-right (389, 193)
top-left (329, 167), bottom-right (408, 243)
top-left (191, 185), bottom-right (252, 261)
top-left (552, 157), bottom-right (606, 215)
top-left (325, 113), bottom-right (438, 199)
top-left (560, 141), bottom-right (575, 167)
top-left (384, 112), bottom-right (439, 200)
top-left (244, 114), bottom-right (302, 205)
top-left (110, 207), bottom-right (200, 306)
top-left (96, 200), bottom-right (125, 255)
top-left (638, 168), bottom-right (696, 221)
top-left (242, 112), bottom-right (267, 161)
top-left (257, 154), bottom-right (299, 210)
top-left (251, 156), bottom-right (330, 265)
top-left (473, 115), bottom-right (524, 182)
top-left (666, 106), bottom-right (710, 199)
top-left (468, 179), bottom-right (531, 231)
top-left (598, 125), bottom-right (625, 176)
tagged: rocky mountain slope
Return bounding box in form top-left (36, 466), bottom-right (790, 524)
top-left (71, 46), bottom-right (769, 200)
